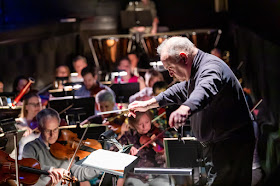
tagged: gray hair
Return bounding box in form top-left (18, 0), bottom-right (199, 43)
top-left (157, 36), bottom-right (195, 62)
top-left (96, 90), bottom-right (115, 104)
top-left (36, 108), bottom-right (61, 129)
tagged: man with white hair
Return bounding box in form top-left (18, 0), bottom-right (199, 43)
top-left (128, 36), bottom-right (255, 185)
top-left (23, 108), bottom-right (100, 185)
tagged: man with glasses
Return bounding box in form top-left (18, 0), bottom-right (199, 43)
top-left (23, 108), bottom-right (100, 186)
top-left (128, 36), bottom-right (255, 185)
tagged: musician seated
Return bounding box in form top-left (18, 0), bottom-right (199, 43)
top-left (110, 111), bottom-right (169, 186)
top-left (152, 81), bottom-right (168, 97)
top-left (113, 57), bottom-right (145, 90)
top-left (81, 90), bottom-right (116, 125)
top-left (129, 69), bottom-right (164, 103)
top-left (22, 108), bottom-right (100, 186)
top-left (71, 55), bottom-right (88, 83)
top-left (126, 0), bottom-right (159, 34)
top-left (80, 90), bottom-right (127, 138)
top-left (53, 65), bottom-right (71, 89)
top-left (12, 75), bottom-right (33, 106)
top-left (74, 66), bottom-right (114, 98)
top-left (11, 92), bottom-right (42, 160)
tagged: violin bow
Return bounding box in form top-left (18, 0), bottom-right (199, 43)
top-left (250, 99), bottom-right (262, 113)
top-left (97, 108), bottom-right (129, 116)
top-left (64, 119), bottom-right (92, 184)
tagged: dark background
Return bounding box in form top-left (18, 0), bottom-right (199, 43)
top-left (0, 0), bottom-right (279, 129)
top-left (0, 0), bottom-right (280, 178)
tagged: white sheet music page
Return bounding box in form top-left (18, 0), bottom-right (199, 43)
top-left (81, 149), bottom-right (138, 176)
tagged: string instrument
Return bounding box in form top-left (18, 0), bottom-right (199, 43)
top-left (137, 111), bottom-right (168, 154)
top-left (12, 77), bottom-right (35, 108)
top-left (103, 113), bottom-right (127, 134)
top-left (90, 85), bottom-right (105, 97)
top-left (0, 150), bottom-right (76, 185)
top-left (50, 130), bottom-right (102, 160)
top-left (138, 126), bottom-right (165, 154)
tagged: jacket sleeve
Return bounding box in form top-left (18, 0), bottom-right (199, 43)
top-left (155, 81), bottom-right (188, 107)
top-left (70, 164), bottom-right (100, 182)
top-left (183, 62), bottom-right (223, 113)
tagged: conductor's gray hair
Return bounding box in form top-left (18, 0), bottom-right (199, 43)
top-left (157, 36), bottom-right (195, 62)
top-left (36, 108), bottom-right (61, 129)
top-left (96, 90), bottom-right (116, 104)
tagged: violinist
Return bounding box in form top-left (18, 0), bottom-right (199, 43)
top-left (110, 111), bottom-right (169, 186)
top-left (12, 92), bottom-right (42, 160)
top-left (22, 108), bottom-right (100, 186)
top-left (74, 66), bottom-right (114, 98)
top-left (81, 90), bottom-right (128, 140)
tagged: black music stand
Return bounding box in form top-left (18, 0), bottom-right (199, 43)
top-left (120, 10), bottom-right (153, 29)
top-left (110, 83), bottom-right (140, 103)
top-left (164, 137), bottom-right (206, 185)
top-left (48, 96), bottom-right (95, 124)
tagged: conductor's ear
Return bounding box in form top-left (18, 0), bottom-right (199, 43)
top-left (179, 52), bottom-right (187, 64)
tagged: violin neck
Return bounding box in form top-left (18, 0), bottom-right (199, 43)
top-left (79, 144), bottom-right (96, 152)
top-left (19, 165), bottom-right (49, 175)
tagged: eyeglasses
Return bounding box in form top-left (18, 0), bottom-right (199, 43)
top-left (44, 127), bottom-right (59, 134)
top-left (28, 103), bottom-right (41, 107)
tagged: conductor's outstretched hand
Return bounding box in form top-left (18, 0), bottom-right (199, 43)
top-left (128, 98), bottom-right (159, 118)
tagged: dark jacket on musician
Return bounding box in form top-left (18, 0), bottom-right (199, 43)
top-left (155, 49), bottom-right (255, 143)
top-left (155, 49), bottom-right (255, 185)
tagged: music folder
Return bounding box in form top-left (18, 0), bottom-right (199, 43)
top-left (78, 149), bottom-right (139, 177)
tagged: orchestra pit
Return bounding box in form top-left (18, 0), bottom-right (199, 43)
top-left (0, 0), bottom-right (280, 185)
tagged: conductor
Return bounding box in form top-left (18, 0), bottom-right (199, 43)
top-left (128, 36), bottom-right (255, 185)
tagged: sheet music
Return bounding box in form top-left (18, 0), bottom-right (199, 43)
top-left (81, 149), bottom-right (138, 176)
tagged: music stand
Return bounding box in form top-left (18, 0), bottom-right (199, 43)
top-left (0, 118), bottom-right (23, 185)
top-left (163, 137), bottom-right (206, 185)
top-left (48, 96), bottom-right (95, 124)
top-left (120, 10), bottom-right (153, 29)
top-left (110, 83), bottom-right (140, 103)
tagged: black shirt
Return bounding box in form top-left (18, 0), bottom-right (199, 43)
top-left (155, 50), bottom-right (254, 143)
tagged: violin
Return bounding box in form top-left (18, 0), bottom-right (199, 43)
top-left (139, 126), bottom-right (165, 154)
top-left (0, 150), bottom-right (78, 185)
top-left (0, 149), bottom-right (47, 185)
top-left (50, 130), bottom-right (102, 160)
top-left (0, 150), bottom-right (77, 185)
top-left (103, 113), bottom-right (127, 134)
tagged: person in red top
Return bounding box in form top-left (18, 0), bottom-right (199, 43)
top-left (113, 57), bottom-right (145, 90)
